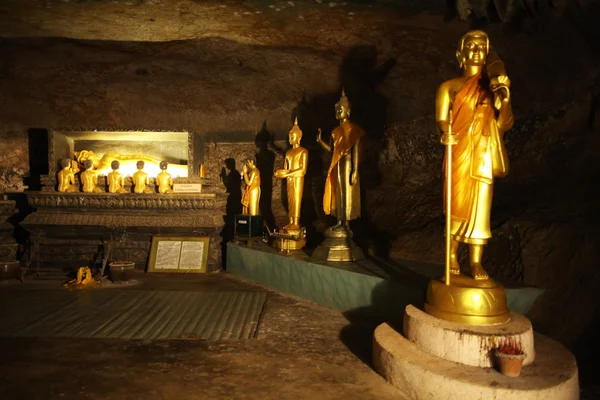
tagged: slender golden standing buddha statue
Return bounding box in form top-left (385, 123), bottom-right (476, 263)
top-left (274, 118), bottom-right (309, 230)
top-left (425, 30), bottom-right (514, 325)
top-left (272, 117), bottom-right (309, 250)
top-left (107, 160), bottom-right (129, 193)
top-left (81, 160), bottom-right (103, 193)
top-left (156, 161), bottom-right (174, 194)
top-left (132, 161), bottom-right (154, 194)
top-left (313, 89), bottom-right (365, 261)
top-left (241, 159), bottom-right (261, 216)
top-left (57, 158), bottom-right (78, 193)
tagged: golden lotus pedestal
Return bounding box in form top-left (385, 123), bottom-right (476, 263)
top-left (272, 228), bottom-right (306, 252)
top-left (425, 274), bottom-right (510, 325)
top-left (312, 226), bottom-right (364, 262)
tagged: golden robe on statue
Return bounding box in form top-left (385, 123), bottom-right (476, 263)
top-left (444, 72), bottom-right (509, 245)
top-left (324, 120), bottom-right (365, 221)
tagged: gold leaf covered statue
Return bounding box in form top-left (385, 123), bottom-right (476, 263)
top-left (156, 161), bottom-right (174, 194)
top-left (64, 266), bottom-right (100, 290)
top-left (272, 117), bottom-right (309, 250)
top-left (107, 160), bottom-right (129, 193)
top-left (57, 158), bottom-right (78, 193)
top-left (312, 89), bottom-right (365, 261)
top-left (81, 160), bottom-right (103, 193)
top-left (132, 160), bottom-right (154, 194)
top-left (74, 150), bottom-right (188, 177)
top-left (425, 30), bottom-right (514, 325)
top-left (241, 159), bottom-right (261, 216)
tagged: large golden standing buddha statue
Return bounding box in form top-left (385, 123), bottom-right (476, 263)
top-left (313, 89), bottom-right (365, 262)
top-left (425, 30), bottom-right (514, 325)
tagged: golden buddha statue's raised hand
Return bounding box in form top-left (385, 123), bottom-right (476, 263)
top-left (156, 161), bottom-right (174, 194)
top-left (241, 159), bottom-right (261, 216)
top-left (80, 160), bottom-right (103, 193)
top-left (107, 160), bottom-right (129, 193)
top-left (274, 117), bottom-right (308, 231)
top-left (436, 30), bottom-right (514, 281)
top-left (57, 158), bottom-right (78, 193)
top-left (316, 89), bottom-right (365, 231)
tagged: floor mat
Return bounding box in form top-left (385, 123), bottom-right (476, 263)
top-left (0, 290), bottom-right (267, 340)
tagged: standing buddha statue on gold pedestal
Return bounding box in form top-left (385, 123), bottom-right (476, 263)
top-left (425, 30), bottom-right (515, 325)
top-left (273, 117), bottom-right (309, 251)
top-left (312, 89), bottom-right (365, 262)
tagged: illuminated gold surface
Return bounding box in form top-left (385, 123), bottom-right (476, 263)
top-left (132, 162), bottom-right (154, 194)
top-left (436, 30), bottom-right (513, 280)
top-left (241, 159), bottom-right (261, 216)
top-left (81, 162), bottom-right (103, 193)
top-left (57, 160), bottom-right (78, 193)
top-left (425, 275), bottom-right (510, 324)
top-left (317, 89), bottom-right (365, 231)
top-left (74, 149), bottom-right (188, 178)
top-left (427, 30), bottom-right (514, 324)
top-left (311, 225), bottom-right (364, 262)
top-left (274, 117), bottom-right (308, 231)
top-left (63, 266), bottom-right (99, 290)
top-left (107, 162), bottom-right (128, 193)
top-left (156, 162), bottom-right (174, 194)
top-left (272, 229), bottom-right (307, 252)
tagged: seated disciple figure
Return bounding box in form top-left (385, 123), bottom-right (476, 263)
top-left (107, 160), bottom-right (129, 193)
top-left (57, 158), bottom-right (79, 193)
top-left (80, 160), bottom-right (103, 193)
top-left (132, 160), bottom-right (154, 194)
top-left (73, 149), bottom-right (188, 177)
top-left (156, 161), bottom-right (174, 194)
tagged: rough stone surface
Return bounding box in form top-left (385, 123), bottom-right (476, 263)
top-left (404, 305), bottom-right (535, 368)
top-left (374, 323), bottom-right (579, 400)
top-left (0, 273), bottom-right (406, 400)
top-left (0, 0), bottom-right (599, 387)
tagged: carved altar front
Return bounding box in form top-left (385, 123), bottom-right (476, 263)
top-left (22, 130), bottom-right (227, 273)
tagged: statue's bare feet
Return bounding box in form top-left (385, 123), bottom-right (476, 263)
top-left (470, 263), bottom-right (489, 280)
top-left (283, 223), bottom-right (300, 231)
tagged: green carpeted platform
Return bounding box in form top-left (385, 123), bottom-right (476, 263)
top-left (226, 243), bottom-right (543, 323)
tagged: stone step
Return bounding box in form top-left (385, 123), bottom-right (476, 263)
top-left (374, 323), bottom-right (579, 400)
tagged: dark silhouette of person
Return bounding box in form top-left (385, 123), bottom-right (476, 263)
top-left (254, 121), bottom-right (277, 230)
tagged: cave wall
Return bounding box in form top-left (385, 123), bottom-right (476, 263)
top-left (0, 0), bottom-right (599, 367)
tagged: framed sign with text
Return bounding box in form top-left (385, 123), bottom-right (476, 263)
top-left (147, 236), bottom-right (210, 273)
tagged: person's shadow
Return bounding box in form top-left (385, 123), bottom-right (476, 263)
top-left (254, 121), bottom-right (280, 231)
top-left (219, 158), bottom-right (242, 269)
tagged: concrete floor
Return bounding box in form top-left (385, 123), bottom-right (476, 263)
top-left (0, 272), bottom-right (404, 400)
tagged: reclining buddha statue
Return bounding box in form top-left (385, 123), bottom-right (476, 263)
top-left (72, 150), bottom-right (188, 178)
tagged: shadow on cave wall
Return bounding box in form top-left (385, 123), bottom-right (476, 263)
top-left (294, 45), bottom-right (397, 256)
top-left (219, 157), bottom-right (242, 269)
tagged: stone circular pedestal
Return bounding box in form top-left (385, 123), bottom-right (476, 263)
top-left (373, 322), bottom-right (579, 400)
top-left (404, 305), bottom-right (535, 367)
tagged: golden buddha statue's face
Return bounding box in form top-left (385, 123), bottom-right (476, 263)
top-left (288, 131), bottom-right (301, 146)
top-left (458, 33), bottom-right (488, 68)
top-left (335, 104), bottom-right (350, 121)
